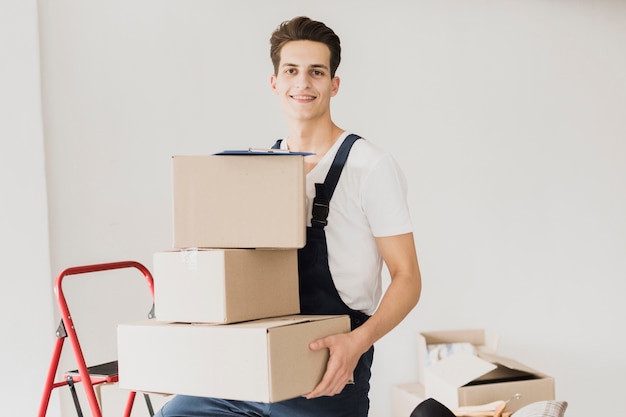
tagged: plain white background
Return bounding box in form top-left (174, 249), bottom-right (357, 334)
top-left (2, 1), bottom-right (625, 416)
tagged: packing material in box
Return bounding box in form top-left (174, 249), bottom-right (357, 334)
top-left (172, 154), bottom-right (306, 249)
top-left (154, 249), bottom-right (299, 324)
top-left (117, 315), bottom-right (351, 403)
top-left (417, 329), bottom-right (499, 383)
top-left (424, 351), bottom-right (554, 412)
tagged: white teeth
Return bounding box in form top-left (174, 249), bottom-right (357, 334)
top-left (292, 95), bottom-right (314, 100)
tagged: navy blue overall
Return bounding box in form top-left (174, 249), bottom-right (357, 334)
top-left (155, 134), bottom-right (373, 417)
top-left (272, 134), bottom-right (371, 330)
top-left (268, 133), bottom-right (374, 416)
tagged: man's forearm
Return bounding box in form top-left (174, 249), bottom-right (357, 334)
top-left (352, 270), bottom-right (421, 354)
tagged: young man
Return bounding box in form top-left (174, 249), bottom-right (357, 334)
top-left (155, 16), bottom-right (421, 417)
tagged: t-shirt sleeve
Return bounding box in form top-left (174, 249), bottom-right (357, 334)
top-left (361, 153), bottom-right (413, 237)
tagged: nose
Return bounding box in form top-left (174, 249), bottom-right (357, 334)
top-left (295, 72), bottom-right (311, 89)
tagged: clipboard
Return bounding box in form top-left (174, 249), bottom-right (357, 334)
top-left (214, 148), bottom-right (314, 156)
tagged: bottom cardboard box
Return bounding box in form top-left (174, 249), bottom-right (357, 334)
top-left (118, 315), bottom-right (350, 403)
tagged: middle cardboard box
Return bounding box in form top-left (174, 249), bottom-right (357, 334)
top-left (154, 248), bottom-right (300, 324)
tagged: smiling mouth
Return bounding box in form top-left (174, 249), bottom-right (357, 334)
top-left (290, 95), bottom-right (316, 101)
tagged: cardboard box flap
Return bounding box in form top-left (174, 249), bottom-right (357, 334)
top-left (226, 315), bottom-right (348, 330)
top-left (420, 329), bottom-right (499, 353)
top-left (428, 352), bottom-right (497, 388)
top-left (145, 315), bottom-right (346, 331)
top-left (476, 352), bottom-right (546, 378)
top-left (421, 329), bottom-right (487, 346)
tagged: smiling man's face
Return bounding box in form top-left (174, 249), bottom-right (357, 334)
top-left (270, 40), bottom-right (340, 124)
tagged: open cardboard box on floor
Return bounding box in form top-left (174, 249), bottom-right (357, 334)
top-left (153, 248), bottom-right (299, 324)
top-left (172, 153), bottom-right (306, 249)
top-left (117, 315), bottom-right (350, 403)
top-left (419, 330), bottom-right (554, 413)
top-left (417, 329), bottom-right (499, 383)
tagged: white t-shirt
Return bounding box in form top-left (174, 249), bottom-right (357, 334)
top-left (281, 132), bottom-right (413, 315)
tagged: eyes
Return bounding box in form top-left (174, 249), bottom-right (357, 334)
top-left (283, 67), bottom-right (327, 78)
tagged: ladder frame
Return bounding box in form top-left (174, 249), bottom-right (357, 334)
top-left (38, 260), bottom-right (155, 417)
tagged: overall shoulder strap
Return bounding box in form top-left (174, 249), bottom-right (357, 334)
top-left (311, 134), bottom-right (362, 228)
top-left (323, 134), bottom-right (362, 200)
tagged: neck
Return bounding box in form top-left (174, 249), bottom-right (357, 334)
top-left (285, 120), bottom-right (344, 156)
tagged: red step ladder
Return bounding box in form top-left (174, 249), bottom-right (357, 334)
top-left (38, 261), bottom-right (155, 417)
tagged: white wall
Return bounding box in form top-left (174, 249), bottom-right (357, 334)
top-left (29, 0), bottom-right (626, 416)
top-left (0, 0), bottom-right (58, 416)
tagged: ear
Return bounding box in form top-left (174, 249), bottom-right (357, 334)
top-left (330, 76), bottom-right (340, 97)
top-left (270, 74), bottom-right (278, 95)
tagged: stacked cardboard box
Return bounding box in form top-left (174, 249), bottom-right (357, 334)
top-left (117, 153), bottom-right (351, 403)
top-left (392, 329), bottom-right (556, 416)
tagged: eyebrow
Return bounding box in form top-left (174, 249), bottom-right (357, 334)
top-left (280, 63), bottom-right (330, 71)
top-left (311, 64), bottom-right (329, 71)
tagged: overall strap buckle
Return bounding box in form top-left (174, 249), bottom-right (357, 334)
top-left (311, 183), bottom-right (330, 228)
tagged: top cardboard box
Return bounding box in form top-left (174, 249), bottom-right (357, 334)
top-left (172, 154), bottom-right (306, 249)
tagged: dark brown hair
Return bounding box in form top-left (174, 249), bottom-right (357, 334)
top-left (270, 16), bottom-right (341, 78)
